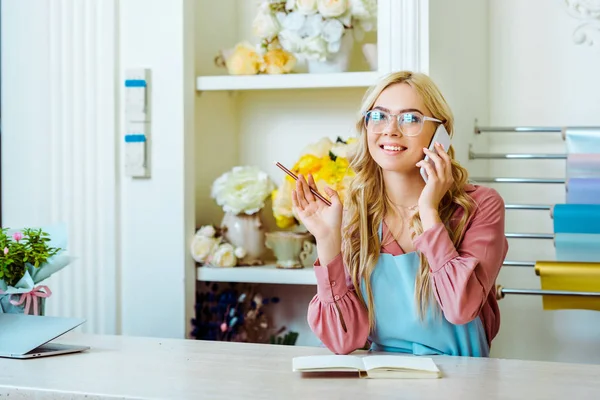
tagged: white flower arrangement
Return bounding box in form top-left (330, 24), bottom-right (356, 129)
top-left (191, 225), bottom-right (247, 268)
top-left (211, 166), bottom-right (275, 216)
top-left (253, 0), bottom-right (377, 62)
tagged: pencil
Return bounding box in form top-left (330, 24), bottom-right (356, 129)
top-left (274, 161), bottom-right (332, 207)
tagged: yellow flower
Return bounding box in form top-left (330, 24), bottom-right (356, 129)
top-left (226, 42), bottom-right (262, 75)
top-left (272, 137), bottom-right (355, 227)
top-left (260, 48), bottom-right (296, 75)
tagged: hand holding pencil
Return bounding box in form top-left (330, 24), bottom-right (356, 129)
top-left (275, 161), bottom-right (343, 245)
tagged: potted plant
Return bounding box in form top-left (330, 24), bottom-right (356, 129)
top-left (0, 225), bottom-right (72, 315)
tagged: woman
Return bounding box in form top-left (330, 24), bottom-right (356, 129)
top-left (292, 71), bottom-right (509, 357)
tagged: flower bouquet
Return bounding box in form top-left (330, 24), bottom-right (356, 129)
top-left (253, 0), bottom-right (377, 72)
top-left (211, 166), bottom-right (275, 216)
top-left (0, 224), bottom-right (72, 315)
top-left (272, 136), bottom-right (356, 228)
top-left (209, 166), bottom-right (276, 265)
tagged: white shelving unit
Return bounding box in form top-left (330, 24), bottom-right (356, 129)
top-left (196, 71), bottom-right (380, 92)
top-left (196, 265), bottom-right (317, 285)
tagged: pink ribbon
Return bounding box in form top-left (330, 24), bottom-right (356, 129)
top-left (7, 286), bottom-right (52, 315)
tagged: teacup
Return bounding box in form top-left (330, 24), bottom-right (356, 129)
top-left (265, 231), bottom-right (315, 269)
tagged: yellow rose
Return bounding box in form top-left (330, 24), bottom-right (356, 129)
top-left (226, 42), bottom-right (262, 75)
top-left (260, 49), bottom-right (296, 75)
top-left (293, 154), bottom-right (324, 177)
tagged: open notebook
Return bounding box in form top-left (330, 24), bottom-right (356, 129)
top-left (292, 355), bottom-right (441, 379)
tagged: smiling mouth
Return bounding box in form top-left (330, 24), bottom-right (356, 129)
top-left (380, 144), bottom-right (407, 153)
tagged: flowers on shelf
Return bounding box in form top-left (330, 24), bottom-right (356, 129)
top-left (209, 166), bottom-right (276, 265)
top-left (253, 0), bottom-right (378, 65)
top-left (0, 225), bottom-right (72, 315)
top-left (272, 136), bottom-right (356, 228)
top-left (211, 166), bottom-right (276, 216)
top-left (190, 225), bottom-right (247, 268)
top-left (214, 41), bottom-right (297, 76)
top-left (191, 282), bottom-right (298, 346)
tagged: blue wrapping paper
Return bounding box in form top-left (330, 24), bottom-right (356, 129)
top-left (566, 178), bottom-right (600, 204)
top-left (555, 233), bottom-right (600, 262)
top-left (565, 127), bottom-right (600, 154)
top-left (553, 204), bottom-right (600, 234)
top-left (567, 154), bottom-right (600, 178)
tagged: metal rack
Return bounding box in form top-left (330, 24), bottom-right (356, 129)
top-left (473, 125), bottom-right (600, 298)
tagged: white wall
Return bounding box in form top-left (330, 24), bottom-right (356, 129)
top-left (119, 0), bottom-right (196, 338)
top-left (1, 0), bottom-right (119, 335)
top-left (488, 0), bottom-right (600, 364)
top-left (1, 0), bottom-right (52, 225)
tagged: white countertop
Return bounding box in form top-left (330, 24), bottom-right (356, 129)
top-left (0, 333), bottom-right (599, 399)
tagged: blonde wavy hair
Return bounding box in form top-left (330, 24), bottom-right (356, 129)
top-left (342, 71), bottom-right (475, 330)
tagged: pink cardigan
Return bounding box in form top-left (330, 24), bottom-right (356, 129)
top-left (307, 184), bottom-right (509, 355)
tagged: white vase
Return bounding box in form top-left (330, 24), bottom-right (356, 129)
top-left (220, 212), bottom-right (266, 265)
top-left (307, 33), bottom-right (354, 74)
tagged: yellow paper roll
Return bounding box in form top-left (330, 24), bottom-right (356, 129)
top-left (535, 261), bottom-right (600, 311)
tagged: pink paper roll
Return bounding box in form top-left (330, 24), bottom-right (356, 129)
top-left (567, 178), bottom-right (600, 204)
top-left (567, 154), bottom-right (600, 178)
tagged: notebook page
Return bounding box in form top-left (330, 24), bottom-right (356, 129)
top-left (362, 355), bottom-right (439, 372)
top-left (293, 355), bottom-right (365, 372)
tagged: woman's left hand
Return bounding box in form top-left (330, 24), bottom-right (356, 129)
top-left (416, 142), bottom-right (454, 213)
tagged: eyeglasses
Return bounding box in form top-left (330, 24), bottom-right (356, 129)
top-left (363, 109), bottom-right (443, 136)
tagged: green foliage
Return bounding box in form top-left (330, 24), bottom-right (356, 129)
top-left (0, 228), bottom-right (61, 287)
top-left (269, 331), bottom-right (299, 346)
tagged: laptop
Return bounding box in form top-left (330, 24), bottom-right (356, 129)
top-left (0, 313), bottom-right (89, 359)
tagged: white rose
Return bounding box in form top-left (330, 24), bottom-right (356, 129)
top-left (190, 235), bottom-right (219, 263)
top-left (321, 18), bottom-right (344, 43)
top-left (196, 225), bottom-right (216, 238)
top-left (211, 243), bottom-right (237, 268)
top-left (252, 8), bottom-right (280, 39)
top-left (301, 137), bottom-right (334, 157)
top-left (317, 0), bottom-right (348, 18)
top-left (295, 0), bottom-right (318, 15)
top-left (211, 166), bottom-right (275, 215)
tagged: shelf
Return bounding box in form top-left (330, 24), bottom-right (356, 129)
top-left (196, 71), bottom-right (380, 92)
top-left (196, 264), bottom-right (317, 285)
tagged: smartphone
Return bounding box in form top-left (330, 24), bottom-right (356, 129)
top-left (420, 124), bottom-right (452, 183)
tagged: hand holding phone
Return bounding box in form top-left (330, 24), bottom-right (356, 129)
top-left (420, 124), bottom-right (451, 183)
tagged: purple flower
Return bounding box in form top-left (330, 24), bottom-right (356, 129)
top-left (3, 247), bottom-right (8, 255)
top-left (12, 232), bottom-right (23, 242)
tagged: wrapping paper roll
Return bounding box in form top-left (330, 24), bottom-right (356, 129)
top-left (552, 204), bottom-right (600, 234)
top-left (555, 233), bottom-right (600, 262)
top-left (565, 127), bottom-right (600, 154)
top-left (566, 178), bottom-right (600, 204)
top-left (535, 261), bottom-right (600, 311)
top-left (567, 154), bottom-right (600, 178)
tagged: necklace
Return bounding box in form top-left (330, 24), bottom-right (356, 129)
top-left (390, 201), bottom-right (419, 212)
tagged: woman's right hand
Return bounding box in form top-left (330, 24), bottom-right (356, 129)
top-left (292, 174), bottom-right (343, 243)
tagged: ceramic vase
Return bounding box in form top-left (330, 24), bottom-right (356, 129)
top-left (220, 212), bottom-right (265, 265)
top-left (307, 33), bottom-right (354, 73)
